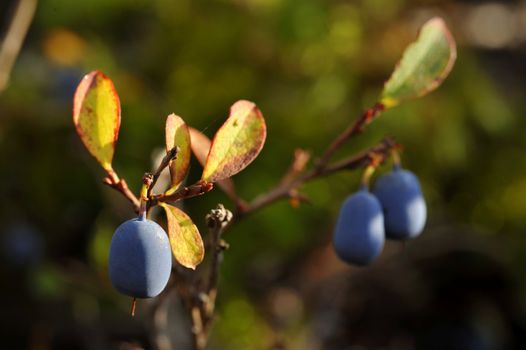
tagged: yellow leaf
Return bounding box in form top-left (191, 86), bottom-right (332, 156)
top-left (73, 70), bottom-right (121, 171)
top-left (160, 204), bottom-right (204, 269)
top-left (165, 114), bottom-right (191, 190)
top-left (202, 100), bottom-right (266, 182)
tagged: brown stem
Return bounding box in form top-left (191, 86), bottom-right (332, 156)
top-left (317, 138), bottom-right (399, 177)
top-left (150, 181), bottom-right (214, 206)
top-left (240, 137), bottom-right (399, 218)
top-left (102, 169), bottom-right (141, 213)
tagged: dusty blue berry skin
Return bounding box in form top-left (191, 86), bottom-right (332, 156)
top-left (109, 218), bottom-right (172, 298)
top-left (333, 189), bottom-right (385, 265)
top-left (373, 167), bottom-right (427, 240)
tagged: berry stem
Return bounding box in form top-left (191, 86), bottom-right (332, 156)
top-left (138, 173), bottom-right (153, 220)
top-left (392, 148), bottom-right (402, 169)
top-left (361, 164), bottom-right (376, 188)
top-left (130, 297), bottom-right (137, 317)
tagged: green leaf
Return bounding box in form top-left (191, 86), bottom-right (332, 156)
top-left (201, 100), bottom-right (266, 182)
top-left (188, 127), bottom-right (238, 201)
top-left (160, 203), bottom-right (204, 269)
top-left (381, 17), bottom-right (457, 108)
top-left (73, 70), bottom-right (121, 171)
top-left (165, 114), bottom-right (191, 190)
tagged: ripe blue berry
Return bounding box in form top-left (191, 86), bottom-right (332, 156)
top-left (109, 217), bottom-right (172, 298)
top-left (333, 188), bottom-right (385, 265)
top-left (373, 166), bottom-right (427, 240)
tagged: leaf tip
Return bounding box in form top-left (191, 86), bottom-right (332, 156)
top-left (423, 16), bottom-right (457, 70)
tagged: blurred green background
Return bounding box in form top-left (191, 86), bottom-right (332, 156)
top-left (1, 0), bottom-right (526, 349)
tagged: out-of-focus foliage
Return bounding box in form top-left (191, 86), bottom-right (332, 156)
top-left (1, 0), bottom-right (526, 349)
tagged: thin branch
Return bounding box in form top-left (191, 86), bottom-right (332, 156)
top-left (0, 0), bottom-right (38, 93)
top-left (240, 137), bottom-right (399, 217)
top-left (150, 181), bottom-right (214, 206)
top-left (316, 138), bottom-right (399, 177)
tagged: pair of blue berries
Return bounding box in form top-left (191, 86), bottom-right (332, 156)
top-left (333, 166), bottom-right (427, 265)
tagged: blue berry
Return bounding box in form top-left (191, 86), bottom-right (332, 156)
top-left (373, 167), bottom-right (427, 240)
top-left (109, 217), bottom-right (172, 298)
top-left (333, 189), bottom-right (385, 265)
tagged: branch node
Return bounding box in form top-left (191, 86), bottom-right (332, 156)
top-left (205, 204), bottom-right (233, 230)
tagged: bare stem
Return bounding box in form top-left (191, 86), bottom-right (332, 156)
top-left (240, 137), bottom-right (399, 218)
top-left (150, 181), bottom-right (214, 206)
top-left (320, 138), bottom-right (398, 177)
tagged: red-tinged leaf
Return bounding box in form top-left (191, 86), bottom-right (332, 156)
top-left (381, 17), bottom-right (457, 108)
top-left (201, 100), bottom-right (266, 182)
top-left (188, 127), bottom-right (238, 201)
top-left (160, 203), bottom-right (204, 269)
top-left (73, 70), bottom-right (121, 171)
top-left (165, 114), bottom-right (191, 190)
